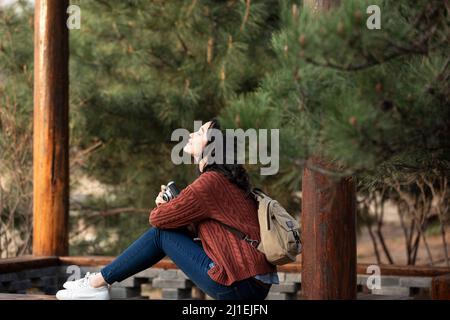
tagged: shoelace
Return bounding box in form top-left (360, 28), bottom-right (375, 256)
top-left (82, 272), bottom-right (93, 286)
top-left (73, 272), bottom-right (95, 288)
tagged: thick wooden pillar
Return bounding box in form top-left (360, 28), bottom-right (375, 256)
top-left (432, 274), bottom-right (450, 300)
top-left (300, 0), bottom-right (356, 300)
top-left (301, 158), bottom-right (356, 299)
top-left (33, 0), bottom-right (69, 256)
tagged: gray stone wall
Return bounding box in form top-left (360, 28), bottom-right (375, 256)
top-left (0, 266), bottom-right (435, 299)
top-left (0, 266), bottom-right (63, 295)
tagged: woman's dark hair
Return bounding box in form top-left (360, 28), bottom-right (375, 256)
top-left (198, 118), bottom-right (252, 196)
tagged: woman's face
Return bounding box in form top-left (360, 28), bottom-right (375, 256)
top-left (183, 121), bottom-right (212, 158)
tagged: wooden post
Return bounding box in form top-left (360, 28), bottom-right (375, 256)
top-left (33, 0), bottom-right (69, 256)
top-left (432, 273), bottom-right (450, 300)
top-left (300, 0), bottom-right (357, 300)
top-left (301, 158), bottom-right (356, 299)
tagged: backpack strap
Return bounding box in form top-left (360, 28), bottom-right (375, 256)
top-left (251, 187), bottom-right (265, 201)
top-left (215, 220), bottom-right (260, 248)
top-left (213, 187), bottom-right (266, 249)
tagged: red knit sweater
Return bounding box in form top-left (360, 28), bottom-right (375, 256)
top-left (149, 170), bottom-right (277, 286)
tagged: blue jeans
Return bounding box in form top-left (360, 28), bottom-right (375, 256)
top-left (100, 227), bottom-right (271, 300)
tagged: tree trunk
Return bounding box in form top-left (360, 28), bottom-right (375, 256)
top-left (33, 0), bottom-right (69, 256)
top-left (304, 0), bottom-right (341, 11)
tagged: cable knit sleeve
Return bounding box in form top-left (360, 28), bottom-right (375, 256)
top-left (149, 184), bottom-right (208, 229)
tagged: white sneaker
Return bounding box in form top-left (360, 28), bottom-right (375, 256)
top-left (63, 272), bottom-right (96, 290)
top-left (57, 272), bottom-right (110, 300)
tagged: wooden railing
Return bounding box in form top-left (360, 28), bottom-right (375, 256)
top-left (1, 255), bottom-right (450, 299)
top-left (2, 255), bottom-right (450, 277)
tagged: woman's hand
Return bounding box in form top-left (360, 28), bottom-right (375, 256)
top-left (187, 223), bottom-right (198, 237)
top-left (155, 184), bottom-right (168, 207)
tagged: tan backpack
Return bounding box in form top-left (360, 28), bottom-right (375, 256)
top-left (217, 188), bottom-right (302, 265)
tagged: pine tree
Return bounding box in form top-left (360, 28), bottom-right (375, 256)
top-left (2, 0), bottom-right (448, 256)
top-left (220, 0), bottom-right (449, 210)
top-left (1, 0), bottom-right (283, 254)
top-left (69, 0), bottom-right (283, 252)
top-left (0, 1), bottom-right (34, 256)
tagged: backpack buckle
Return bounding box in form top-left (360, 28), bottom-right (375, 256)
top-left (292, 231), bottom-right (302, 253)
top-left (244, 235), bottom-right (260, 248)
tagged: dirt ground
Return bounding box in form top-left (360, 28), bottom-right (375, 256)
top-left (357, 222), bottom-right (450, 267)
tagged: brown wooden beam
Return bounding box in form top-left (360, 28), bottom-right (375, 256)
top-left (58, 256), bottom-right (180, 270)
top-left (302, 157), bottom-right (356, 299)
top-left (0, 293), bottom-right (57, 300)
top-left (277, 263), bottom-right (450, 277)
top-left (33, 0), bottom-right (70, 256)
top-left (432, 273), bottom-right (450, 300)
top-left (2, 256), bottom-right (450, 278)
top-left (357, 264), bottom-right (450, 278)
top-left (0, 255), bottom-right (59, 273)
top-left (58, 256), bottom-right (116, 267)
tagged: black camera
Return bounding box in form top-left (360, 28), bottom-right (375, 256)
top-left (162, 181), bottom-right (180, 202)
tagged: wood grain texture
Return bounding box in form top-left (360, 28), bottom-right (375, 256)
top-left (301, 157), bottom-right (357, 299)
top-left (357, 264), bottom-right (450, 278)
top-left (33, 0), bottom-right (70, 256)
top-left (2, 256), bottom-right (450, 277)
top-left (58, 256), bottom-right (180, 270)
top-left (0, 255), bottom-right (58, 273)
top-left (431, 273), bottom-right (450, 300)
top-left (0, 293), bottom-right (57, 300)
